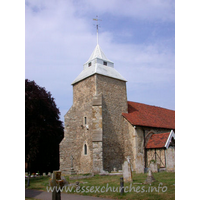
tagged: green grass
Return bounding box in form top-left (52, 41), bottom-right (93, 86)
top-left (25, 172), bottom-right (175, 200)
top-left (25, 176), bottom-right (50, 190)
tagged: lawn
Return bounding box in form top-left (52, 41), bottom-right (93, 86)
top-left (25, 172), bottom-right (175, 200)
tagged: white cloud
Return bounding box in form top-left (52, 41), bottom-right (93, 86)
top-left (75, 0), bottom-right (175, 22)
top-left (25, 0), bottom-right (175, 120)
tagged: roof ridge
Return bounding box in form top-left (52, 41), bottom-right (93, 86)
top-left (122, 101), bottom-right (175, 129)
top-left (127, 101), bottom-right (175, 112)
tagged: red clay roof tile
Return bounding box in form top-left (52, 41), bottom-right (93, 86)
top-left (146, 132), bottom-right (170, 149)
top-left (122, 101), bottom-right (175, 129)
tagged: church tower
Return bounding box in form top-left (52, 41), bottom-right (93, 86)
top-left (60, 44), bottom-right (128, 174)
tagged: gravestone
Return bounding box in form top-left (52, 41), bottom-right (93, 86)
top-left (43, 172), bottom-right (46, 176)
top-left (144, 170), bottom-right (156, 184)
top-left (48, 172), bottom-right (52, 176)
top-left (122, 161), bottom-right (132, 182)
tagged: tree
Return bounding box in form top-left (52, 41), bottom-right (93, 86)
top-left (25, 79), bottom-right (64, 173)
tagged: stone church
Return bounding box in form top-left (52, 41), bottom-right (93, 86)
top-left (59, 44), bottom-right (175, 174)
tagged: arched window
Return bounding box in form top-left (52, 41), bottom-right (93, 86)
top-left (84, 144), bottom-right (87, 155)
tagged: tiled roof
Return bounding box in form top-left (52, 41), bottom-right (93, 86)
top-left (122, 101), bottom-right (175, 129)
top-left (146, 132), bottom-right (170, 149)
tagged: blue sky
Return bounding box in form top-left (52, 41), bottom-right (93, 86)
top-left (25, 0), bottom-right (175, 123)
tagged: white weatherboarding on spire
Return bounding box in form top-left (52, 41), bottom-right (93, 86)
top-left (71, 44), bottom-right (127, 85)
top-left (71, 16), bottom-right (126, 85)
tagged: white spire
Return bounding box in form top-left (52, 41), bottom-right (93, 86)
top-left (71, 44), bottom-right (126, 85)
top-left (71, 16), bottom-right (126, 85)
top-left (87, 44), bottom-right (111, 62)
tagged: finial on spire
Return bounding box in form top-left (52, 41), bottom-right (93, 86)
top-left (93, 16), bottom-right (102, 45)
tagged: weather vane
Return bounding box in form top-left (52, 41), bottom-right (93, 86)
top-left (93, 16), bottom-right (102, 45)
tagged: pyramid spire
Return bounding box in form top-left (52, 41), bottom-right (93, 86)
top-left (71, 17), bottom-right (126, 85)
top-left (87, 44), bottom-right (111, 63)
top-left (71, 44), bottom-right (126, 85)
